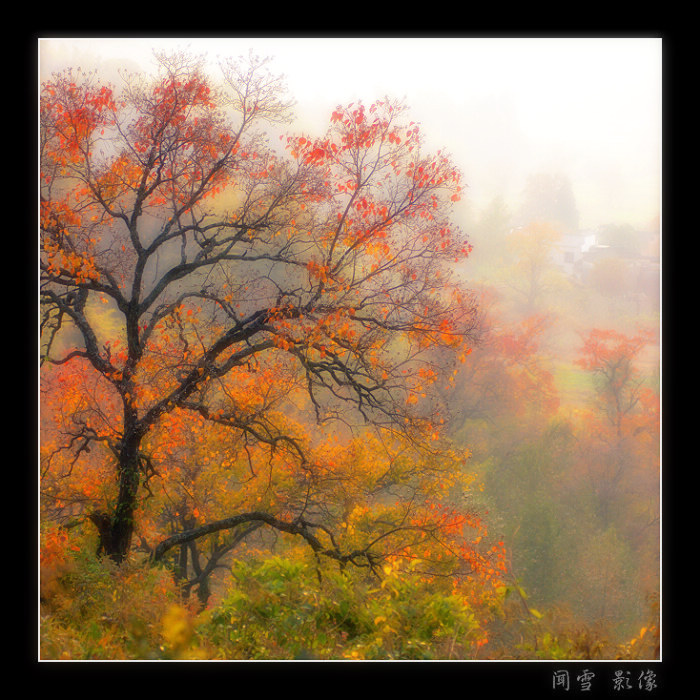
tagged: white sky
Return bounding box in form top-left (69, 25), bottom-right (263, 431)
top-left (39, 37), bottom-right (662, 231)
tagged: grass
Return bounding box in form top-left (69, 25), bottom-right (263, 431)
top-left (552, 362), bottom-right (594, 408)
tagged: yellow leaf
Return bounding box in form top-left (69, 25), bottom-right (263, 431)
top-left (161, 605), bottom-right (192, 650)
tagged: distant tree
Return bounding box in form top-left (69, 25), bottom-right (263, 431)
top-left (518, 172), bottom-right (579, 234)
top-left (503, 220), bottom-right (567, 315)
top-left (596, 223), bottom-right (640, 255)
top-left (573, 327), bottom-right (659, 538)
top-left (589, 257), bottom-right (631, 299)
top-left (576, 327), bottom-right (655, 439)
top-left (449, 297), bottom-right (559, 434)
top-left (470, 195), bottom-right (512, 270)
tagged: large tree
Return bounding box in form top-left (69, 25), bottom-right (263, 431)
top-left (40, 51), bottom-right (483, 576)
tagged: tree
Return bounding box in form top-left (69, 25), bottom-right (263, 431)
top-left (468, 196), bottom-right (512, 273)
top-left (569, 327), bottom-right (659, 624)
top-left (40, 49), bottom-right (482, 584)
top-left (575, 327), bottom-right (656, 440)
top-left (596, 223), bottom-right (640, 256)
top-left (589, 257), bottom-right (632, 300)
top-left (448, 292), bottom-right (559, 440)
top-left (502, 220), bottom-right (568, 316)
top-left (517, 172), bottom-right (579, 234)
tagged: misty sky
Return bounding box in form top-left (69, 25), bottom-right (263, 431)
top-left (39, 37), bottom-right (662, 232)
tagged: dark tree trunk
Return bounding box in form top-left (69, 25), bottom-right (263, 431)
top-left (99, 431), bottom-right (143, 564)
top-left (88, 512), bottom-right (114, 556)
top-left (176, 543), bottom-right (189, 585)
top-left (188, 539), bottom-right (211, 607)
top-left (196, 577), bottom-right (211, 607)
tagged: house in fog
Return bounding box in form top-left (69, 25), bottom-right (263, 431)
top-left (551, 231), bottom-right (597, 277)
top-left (553, 227), bottom-right (660, 312)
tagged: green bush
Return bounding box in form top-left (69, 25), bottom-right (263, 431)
top-left (200, 555), bottom-right (489, 660)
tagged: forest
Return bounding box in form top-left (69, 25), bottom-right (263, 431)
top-left (39, 46), bottom-right (660, 662)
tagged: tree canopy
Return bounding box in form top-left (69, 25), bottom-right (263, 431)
top-left (40, 50), bottom-right (502, 605)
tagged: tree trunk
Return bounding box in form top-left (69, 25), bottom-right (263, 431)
top-left (196, 577), bottom-right (211, 607)
top-left (187, 538), bottom-right (211, 607)
top-left (100, 434), bottom-right (142, 563)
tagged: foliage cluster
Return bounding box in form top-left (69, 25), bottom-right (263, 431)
top-left (39, 531), bottom-right (658, 660)
top-left (447, 199), bottom-right (660, 650)
top-left (40, 524), bottom-right (190, 659)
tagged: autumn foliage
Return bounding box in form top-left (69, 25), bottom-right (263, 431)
top-left (39, 50), bottom-right (659, 662)
top-left (39, 50), bottom-right (513, 660)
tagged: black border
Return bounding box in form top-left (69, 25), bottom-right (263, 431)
top-left (23, 27), bottom-right (678, 695)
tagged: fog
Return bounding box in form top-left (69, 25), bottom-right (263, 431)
top-left (39, 37), bottom-right (662, 654)
top-left (39, 37), bottom-right (661, 232)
